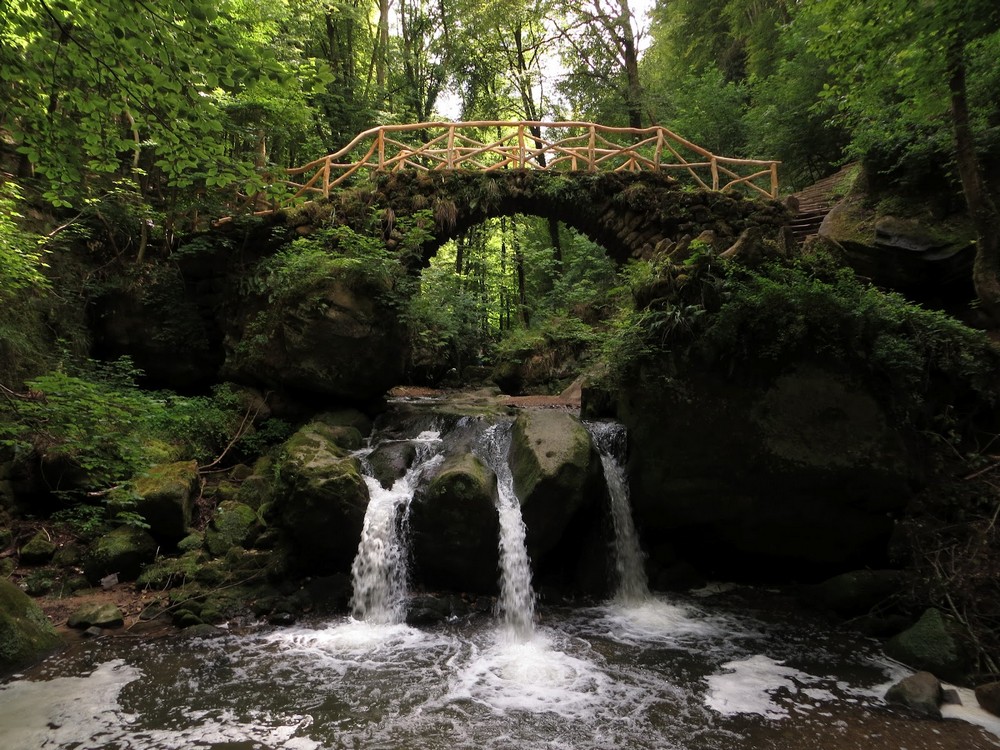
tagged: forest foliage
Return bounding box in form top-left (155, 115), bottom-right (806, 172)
top-left (0, 0), bottom-right (998, 387)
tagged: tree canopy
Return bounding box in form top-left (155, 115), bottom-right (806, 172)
top-left (1, 0), bottom-right (999, 320)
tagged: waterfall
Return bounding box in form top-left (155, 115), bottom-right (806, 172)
top-left (350, 431), bottom-right (443, 624)
top-left (586, 421), bottom-right (650, 604)
top-left (476, 421), bottom-right (536, 640)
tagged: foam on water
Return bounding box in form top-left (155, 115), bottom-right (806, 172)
top-left (267, 617), bottom-right (448, 660)
top-left (0, 659), bottom-right (140, 750)
top-left (704, 654), bottom-right (808, 718)
top-left (445, 628), bottom-right (614, 718)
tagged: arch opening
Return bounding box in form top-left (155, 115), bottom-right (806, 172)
top-left (407, 213), bottom-right (621, 393)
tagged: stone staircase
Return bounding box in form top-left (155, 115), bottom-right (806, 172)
top-left (788, 164), bottom-right (859, 243)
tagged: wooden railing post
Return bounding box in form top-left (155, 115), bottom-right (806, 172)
top-left (710, 156), bottom-right (719, 192)
top-left (517, 123), bottom-right (526, 168)
top-left (770, 162), bottom-right (779, 199)
top-left (447, 124), bottom-right (455, 169)
top-left (323, 158), bottom-right (331, 197)
top-left (588, 125), bottom-right (596, 171)
top-left (378, 128), bottom-right (385, 170)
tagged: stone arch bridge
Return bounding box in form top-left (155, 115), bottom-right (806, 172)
top-left (267, 168), bottom-right (790, 268)
top-left (230, 121), bottom-right (789, 265)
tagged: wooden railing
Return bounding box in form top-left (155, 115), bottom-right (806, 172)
top-left (248, 121), bottom-right (780, 213)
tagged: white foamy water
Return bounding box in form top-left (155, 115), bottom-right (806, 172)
top-left (476, 421), bottom-right (536, 640)
top-left (0, 659), bottom-right (140, 750)
top-left (350, 432), bottom-right (442, 624)
top-left (586, 595), bottom-right (723, 647)
top-left (705, 654), bottom-right (809, 718)
top-left (445, 628), bottom-right (615, 718)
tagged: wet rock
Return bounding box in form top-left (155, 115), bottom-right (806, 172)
top-left (82, 626), bottom-right (104, 638)
top-left (0, 527), bottom-right (13, 550)
top-left (975, 682), bottom-right (1000, 717)
top-left (67, 603), bottom-right (125, 629)
top-left (19, 532), bottom-right (56, 565)
top-left (179, 623), bottom-right (225, 639)
top-left (885, 671), bottom-right (943, 719)
top-left (205, 502), bottom-right (259, 557)
top-left (132, 460), bottom-right (199, 546)
top-left (367, 441), bottom-right (418, 489)
top-left (0, 578), bottom-right (62, 671)
top-left (272, 419), bottom-right (370, 574)
top-left (405, 593), bottom-right (468, 625)
top-left (83, 527), bottom-right (158, 584)
top-left (411, 452), bottom-right (500, 593)
top-left (509, 410), bottom-right (600, 562)
top-left (886, 608), bottom-right (971, 683)
top-left (302, 573), bottom-right (352, 613)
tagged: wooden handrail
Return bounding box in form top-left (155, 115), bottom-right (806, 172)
top-left (247, 121), bottom-right (780, 214)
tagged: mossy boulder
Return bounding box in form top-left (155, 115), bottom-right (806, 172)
top-left (272, 420), bottom-right (370, 573)
top-left (19, 532), bottom-right (56, 565)
top-left (83, 526), bottom-right (158, 584)
top-left (411, 452), bottom-right (500, 593)
top-left (236, 474), bottom-right (273, 510)
top-left (818, 188), bottom-right (975, 300)
top-left (67, 603), bottom-right (124, 629)
top-left (205, 501), bottom-right (259, 557)
top-left (0, 578), bottom-right (62, 673)
top-left (135, 552), bottom-right (201, 589)
top-left (132, 460), bottom-right (199, 546)
top-left (508, 410), bottom-right (601, 562)
top-left (885, 608), bottom-right (972, 683)
top-left (885, 607), bottom-right (972, 683)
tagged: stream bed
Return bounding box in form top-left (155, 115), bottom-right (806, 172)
top-left (3, 587), bottom-right (999, 750)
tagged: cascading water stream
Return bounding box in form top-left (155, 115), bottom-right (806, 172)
top-left (349, 430), bottom-right (443, 624)
top-left (476, 421), bottom-right (536, 640)
top-left (586, 421), bottom-right (650, 604)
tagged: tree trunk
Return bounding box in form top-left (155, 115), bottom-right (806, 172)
top-left (947, 39), bottom-right (1000, 323)
top-left (617, 0), bottom-right (643, 130)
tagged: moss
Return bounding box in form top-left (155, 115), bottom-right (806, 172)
top-left (135, 552), bottom-right (202, 589)
top-left (205, 502), bottom-right (259, 557)
top-left (83, 526), bottom-right (157, 583)
top-left (19, 533), bottom-right (56, 565)
top-left (0, 578), bottom-right (62, 672)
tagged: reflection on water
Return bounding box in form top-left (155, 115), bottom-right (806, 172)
top-left (3, 589), bottom-right (996, 750)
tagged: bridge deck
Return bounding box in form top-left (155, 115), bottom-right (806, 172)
top-left (243, 121), bottom-right (780, 215)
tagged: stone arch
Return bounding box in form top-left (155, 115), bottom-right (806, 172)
top-left (275, 170), bottom-right (790, 267)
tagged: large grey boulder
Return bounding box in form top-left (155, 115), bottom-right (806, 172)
top-left (508, 411), bottom-right (601, 563)
top-left (411, 453), bottom-right (500, 593)
top-left (0, 578), bottom-right (62, 672)
top-left (271, 419), bottom-right (370, 573)
top-left (132, 460), bottom-right (199, 546)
